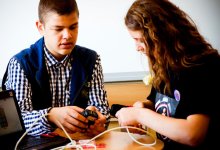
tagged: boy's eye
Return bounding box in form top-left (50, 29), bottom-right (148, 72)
top-left (55, 28), bottom-right (62, 31)
top-left (70, 25), bottom-right (78, 30)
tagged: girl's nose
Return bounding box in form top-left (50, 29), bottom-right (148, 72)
top-left (137, 45), bottom-right (144, 52)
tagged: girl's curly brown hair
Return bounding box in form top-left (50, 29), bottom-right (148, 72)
top-left (125, 0), bottom-right (219, 95)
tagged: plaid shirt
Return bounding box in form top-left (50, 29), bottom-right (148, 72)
top-left (4, 47), bottom-right (110, 135)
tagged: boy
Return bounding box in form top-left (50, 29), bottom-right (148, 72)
top-left (2, 0), bottom-right (110, 136)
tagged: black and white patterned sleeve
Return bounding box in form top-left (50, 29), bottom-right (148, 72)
top-left (88, 54), bottom-right (110, 123)
top-left (4, 58), bottom-right (54, 136)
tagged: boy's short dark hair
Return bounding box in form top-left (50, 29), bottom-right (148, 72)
top-left (38, 0), bottom-right (79, 23)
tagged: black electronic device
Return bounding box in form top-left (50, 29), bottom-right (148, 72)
top-left (110, 104), bottom-right (128, 117)
top-left (0, 90), bottom-right (69, 150)
top-left (81, 109), bottom-right (98, 126)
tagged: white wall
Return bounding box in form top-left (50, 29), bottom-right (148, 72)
top-left (0, 0), bottom-right (219, 83)
top-left (171, 0), bottom-right (220, 52)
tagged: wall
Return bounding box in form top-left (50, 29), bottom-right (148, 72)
top-left (0, 0), bottom-right (219, 83)
top-left (105, 81), bottom-right (150, 106)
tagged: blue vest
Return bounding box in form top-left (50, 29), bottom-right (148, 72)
top-left (2, 37), bottom-right (97, 110)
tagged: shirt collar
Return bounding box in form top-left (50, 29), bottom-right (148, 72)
top-left (44, 46), bottom-right (70, 67)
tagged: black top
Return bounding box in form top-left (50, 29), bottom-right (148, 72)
top-left (147, 54), bottom-right (220, 150)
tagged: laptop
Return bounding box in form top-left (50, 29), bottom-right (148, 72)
top-left (0, 89), bottom-right (70, 150)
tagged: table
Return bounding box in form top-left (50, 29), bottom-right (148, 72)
top-left (56, 128), bottom-right (164, 150)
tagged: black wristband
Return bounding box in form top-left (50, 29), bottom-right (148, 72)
top-left (47, 107), bottom-right (57, 128)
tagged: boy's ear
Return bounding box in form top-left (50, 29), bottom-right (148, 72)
top-left (36, 20), bottom-right (44, 35)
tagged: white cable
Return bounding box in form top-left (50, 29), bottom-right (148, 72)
top-left (14, 113), bottom-right (46, 150)
top-left (15, 112), bottom-right (156, 150)
top-left (54, 114), bottom-right (76, 146)
top-left (51, 141), bottom-right (97, 150)
top-left (84, 126), bottom-right (157, 147)
top-left (14, 113), bottom-right (79, 150)
top-left (14, 112), bottom-right (97, 150)
top-left (126, 127), bottom-right (157, 146)
top-left (52, 126), bottom-right (156, 150)
top-left (51, 144), bottom-right (84, 150)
